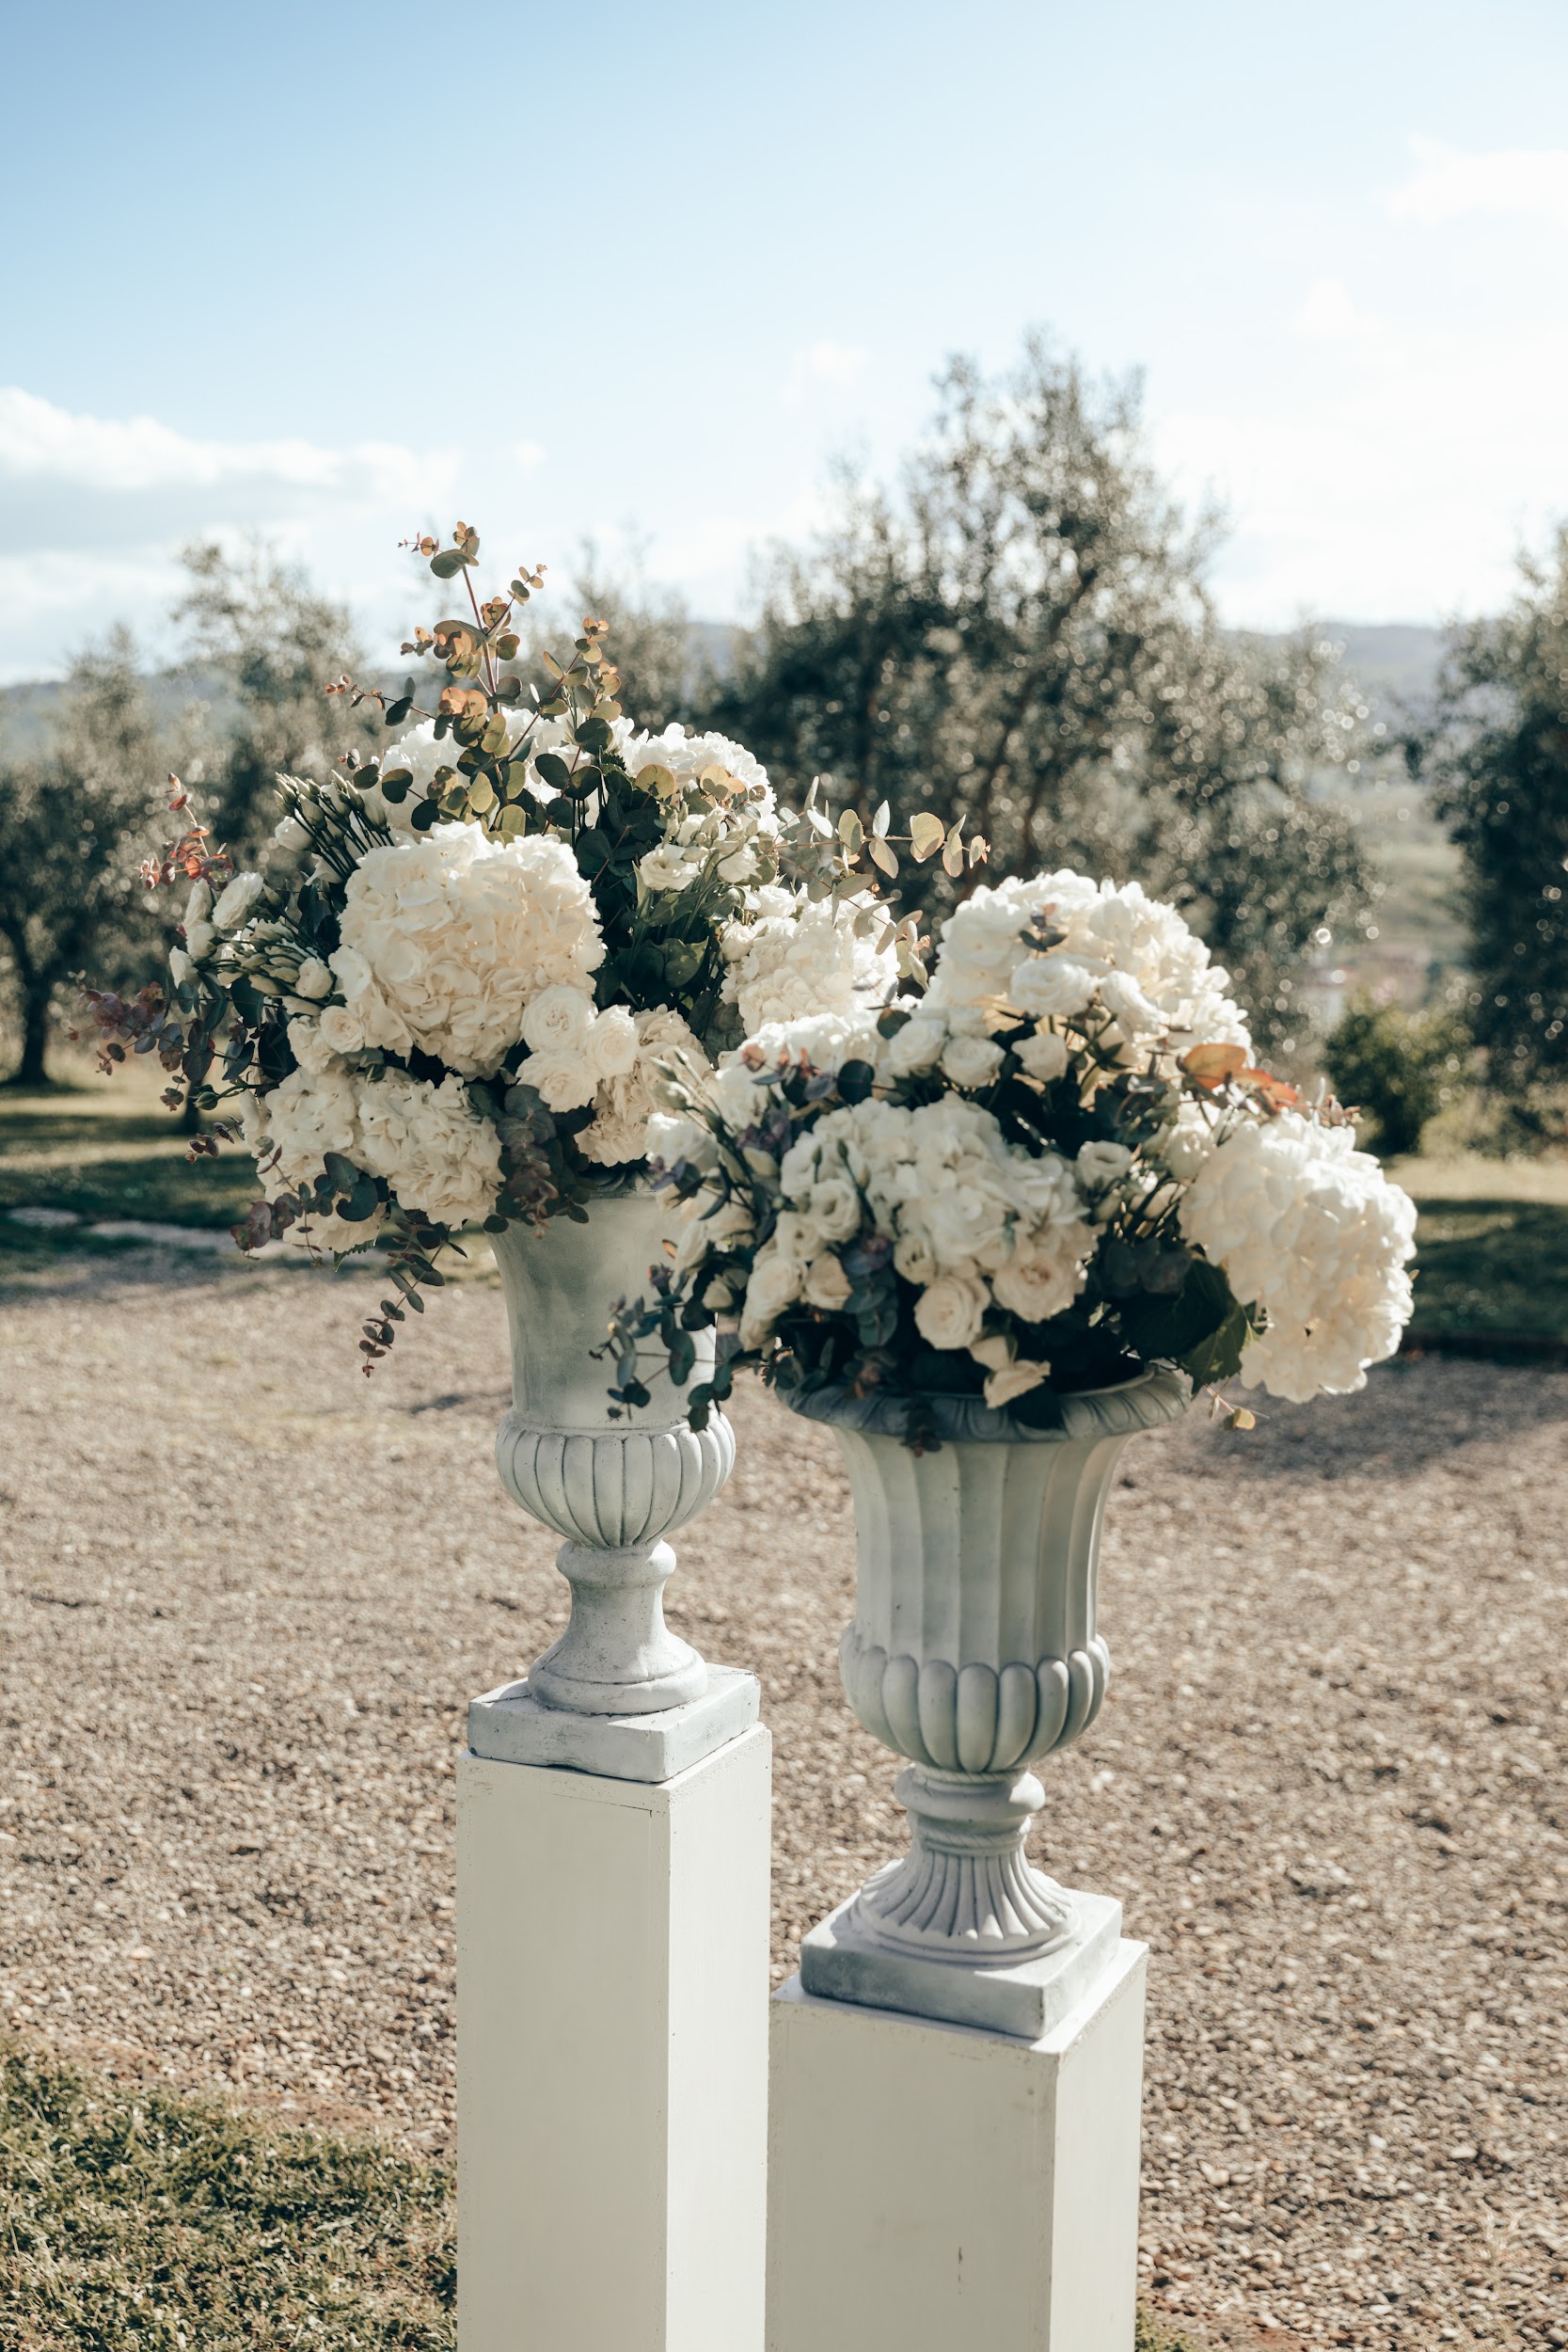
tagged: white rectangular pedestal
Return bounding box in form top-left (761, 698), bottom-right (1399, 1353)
top-left (458, 1724), bottom-right (771, 2352)
top-left (767, 1938), bottom-right (1148, 2352)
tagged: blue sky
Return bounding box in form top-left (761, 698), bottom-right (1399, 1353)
top-left (3, 0), bottom-right (1566, 677)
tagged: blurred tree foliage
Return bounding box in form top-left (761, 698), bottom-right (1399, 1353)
top-left (0, 634), bottom-right (168, 1086)
top-left (174, 540), bottom-right (379, 863)
top-left (699, 335), bottom-right (1380, 1049)
top-left (561, 546), bottom-right (694, 734)
top-left (1410, 529), bottom-right (1568, 1141)
top-left (1324, 993), bottom-right (1470, 1158)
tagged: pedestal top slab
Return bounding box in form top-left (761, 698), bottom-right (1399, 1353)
top-left (799, 1884), bottom-right (1124, 2040)
top-left (467, 1663), bottom-right (760, 1784)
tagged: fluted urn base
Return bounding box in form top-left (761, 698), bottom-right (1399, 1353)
top-left (855, 1767), bottom-right (1075, 1960)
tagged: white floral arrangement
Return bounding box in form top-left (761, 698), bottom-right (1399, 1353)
top-left (609, 867), bottom-right (1418, 1433)
top-left (84, 523), bottom-right (963, 1367)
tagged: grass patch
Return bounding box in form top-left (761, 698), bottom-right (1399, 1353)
top-left (0, 1091), bottom-right (257, 1234)
top-left (1407, 1198), bottom-right (1568, 1342)
top-left (0, 2034), bottom-right (454, 2351)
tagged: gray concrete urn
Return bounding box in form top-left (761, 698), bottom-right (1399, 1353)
top-left (491, 1189), bottom-right (734, 1715)
top-left (784, 1369), bottom-right (1189, 2030)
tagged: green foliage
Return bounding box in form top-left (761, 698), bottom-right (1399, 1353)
top-left (1410, 526), bottom-right (1568, 1137)
top-left (1323, 993), bottom-right (1470, 1158)
top-left (0, 2032), bottom-right (454, 2350)
top-left (0, 634), bottom-right (168, 1087)
top-left (698, 332), bottom-right (1378, 1049)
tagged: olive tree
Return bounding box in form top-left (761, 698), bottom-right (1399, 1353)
top-left (701, 335), bottom-right (1379, 1046)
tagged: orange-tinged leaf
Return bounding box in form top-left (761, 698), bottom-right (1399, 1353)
top-left (1181, 1042), bottom-right (1248, 1089)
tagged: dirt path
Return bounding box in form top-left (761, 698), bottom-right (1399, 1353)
top-left (1, 1246), bottom-right (1564, 2347)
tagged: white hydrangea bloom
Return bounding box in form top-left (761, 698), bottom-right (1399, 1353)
top-left (1178, 1110), bottom-right (1417, 1402)
top-left (722, 897), bottom-right (895, 1034)
top-left (355, 1070), bottom-right (503, 1229)
top-left (329, 826), bottom-right (603, 1078)
top-left (621, 723), bottom-right (776, 821)
top-left (578, 1007), bottom-right (711, 1168)
top-left (248, 1063), bottom-right (501, 1237)
top-left (929, 868), bottom-right (1251, 1059)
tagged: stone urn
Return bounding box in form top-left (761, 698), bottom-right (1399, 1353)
top-left (489, 1188), bottom-right (736, 1719)
top-left (784, 1369), bottom-right (1189, 2034)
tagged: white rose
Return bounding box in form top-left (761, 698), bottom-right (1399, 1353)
top-left (803, 1252), bottom-right (853, 1311)
top-left (884, 1014), bottom-right (948, 1075)
top-left (213, 871), bottom-right (265, 930)
top-left (317, 1003), bottom-right (366, 1056)
top-left (941, 1034), bottom-right (1005, 1089)
top-left (295, 957), bottom-right (333, 1001)
top-left (1014, 1025), bottom-right (1069, 1081)
top-left (984, 1359), bottom-right (1050, 1408)
top-left (586, 1005), bottom-right (640, 1080)
top-left (913, 1271), bottom-right (990, 1351)
top-left (520, 984), bottom-right (595, 1055)
top-left (805, 1177), bottom-right (863, 1245)
top-left (1008, 955), bottom-right (1099, 1020)
top-left (991, 1246), bottom-right (1085, 1323)
top-left (717, 848), bottom-right (754, 884)
top-left (518, 1050), bottom-right (598, 1112)
top-left (1076, 1141), bottom-right (1134, 1190)
top-left (183, 921), bottom-right (216, 961)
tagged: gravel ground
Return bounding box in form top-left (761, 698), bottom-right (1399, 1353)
top-left (1, 1245), bottom-right (1564, 2349)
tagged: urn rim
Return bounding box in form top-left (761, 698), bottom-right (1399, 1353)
top-left (779, 1363), bottom-right (1190, 1444)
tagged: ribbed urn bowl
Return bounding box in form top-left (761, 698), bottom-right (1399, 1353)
top-left (785, 1371), bottom-right (1188, 1971)
top-left (492, 1191), bottom-right (735, 1716)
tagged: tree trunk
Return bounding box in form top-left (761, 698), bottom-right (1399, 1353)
top-left (11, 980), bottom-right (51, 1088)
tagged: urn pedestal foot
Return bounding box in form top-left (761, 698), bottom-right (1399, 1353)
top-left (468, 1662), bottom-right (761, 1786)
top-left (459, 1725), bottom-right (771, 2352)
top-left (768, 1935), bottom-right (1148, 2352)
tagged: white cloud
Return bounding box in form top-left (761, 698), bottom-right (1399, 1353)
top-left (782, 342), bottom-right (869, 405)
top-left (1291, 278), bottom-right (1376, 342)
top-left (0, 389), bottom-right (459, 682)
top-left (1389, 138), bottom-right (1568, 231)
top-left (513, 440), bottom-right (546, 472)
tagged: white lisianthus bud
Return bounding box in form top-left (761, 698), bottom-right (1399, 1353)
top-left (984, 1359), bottom-right (1050, 1409)
top-left (1014, 1025), bottom-right (1069, 1081)
top-left (274, 813), bottom-right (310, 850)
top-left (940, 1034), bottom-right (1005, 1089)
top-left (912, 1271), bottom-right (990, 1351)
top-left (183, 881), bottom-right (213, 928)
top-left (893, 1229), bottom-right (938, 1285)
top-left (585, 1005), bottom-right (640, 1079)
top-left (294, 957), bottom-right (333, 1001)
top-left (213, 871), bottom-right (266, 930)
top-left (969, 1329), bottom-right (1016, 1372)
top-left (802, 1251), bottom-right (853, 1311)
top-left (168, 946), bottom-right (194, 986)
top-left (520, 984), bottom-right (595, 1056)
top-left (739, 1248), bottom-right (809, 1348)
top-left (183, 920), bottom-right (216, 961)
